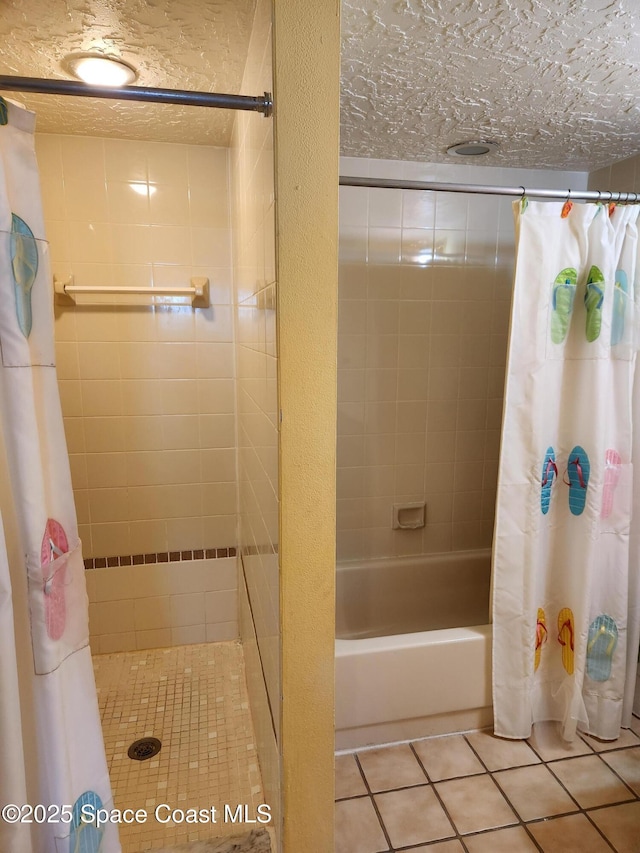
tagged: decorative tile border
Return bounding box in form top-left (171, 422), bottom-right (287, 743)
top-left (84, 546), bottom-right (237, 570)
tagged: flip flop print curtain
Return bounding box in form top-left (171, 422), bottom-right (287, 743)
top-left (493, 197), bottom-right (640, 742)
top-left (0, 99), bottom-right (120, 852)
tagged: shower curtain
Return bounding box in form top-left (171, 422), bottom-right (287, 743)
top-left (493, 197), bottom-right (640, 742)
top-left (0, 99), bottom-right (119, 852)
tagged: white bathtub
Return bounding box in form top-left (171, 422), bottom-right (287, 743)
top-left (335, 549), bottom-right (493, 750)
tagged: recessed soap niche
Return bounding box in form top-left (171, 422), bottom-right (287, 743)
top-left (392, 502), bottom-right (426, 530)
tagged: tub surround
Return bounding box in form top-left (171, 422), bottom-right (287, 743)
top-left (337, 157), bottom-right (588, 564)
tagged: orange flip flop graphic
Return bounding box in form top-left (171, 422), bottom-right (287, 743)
top-left (557, 607), bottom-right (575, 675)
top-left (535, 608), bottom-right (547, 671)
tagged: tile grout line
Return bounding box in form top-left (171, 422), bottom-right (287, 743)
top-left (407, 741), bottom-right (473, 852)
top-left (352, 753), bottom-right (394, 853)
top-left (460, 732), bottom-right (545, 850)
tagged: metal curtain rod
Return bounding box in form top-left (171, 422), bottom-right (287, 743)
top-left (339, 175), bottom-right (639, 203)
top-left (0, 75), bottom-right (273, 116)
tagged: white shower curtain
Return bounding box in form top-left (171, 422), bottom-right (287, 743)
top-left (493, 197), bottom-right (640, 743)
top-left (0, 99), bottom-right (119, 852)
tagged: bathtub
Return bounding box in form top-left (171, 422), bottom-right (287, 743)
top-left (335, 549), bottom-right (493, 749)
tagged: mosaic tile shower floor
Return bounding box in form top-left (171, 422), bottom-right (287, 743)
top-left (93, 642), bottom-right (267, 852)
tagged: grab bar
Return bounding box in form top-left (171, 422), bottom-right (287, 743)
top-left (54, 275), bottom-right (210, 308)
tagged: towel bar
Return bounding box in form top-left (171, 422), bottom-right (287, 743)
top-left (54, 275), bottom-right (210, 308)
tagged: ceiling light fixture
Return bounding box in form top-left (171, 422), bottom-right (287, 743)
top-left (447, 140), bottom-right (499, 157)
top-left (62, 53), bottom-right (138, 87)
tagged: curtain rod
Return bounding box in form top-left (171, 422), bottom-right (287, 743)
top-left (340, 175), bottom-right (638, 203)
top-left (0, 75), bottom-right (273, 116)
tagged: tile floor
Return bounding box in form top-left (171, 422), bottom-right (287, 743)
top-left (335, 716), bottom-right (640, 852)
top-left (93, 641), bottom-right (267, 852)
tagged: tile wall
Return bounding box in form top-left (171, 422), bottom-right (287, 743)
top-left (86, 555), bottom-right (237, 654)
top-left (337, 156), bottom-right (587, 562)
top-left (230, 0), bottom-right (281, 840)
top-left (37, 133), bottom-right (239, 645)
top-left (589, 151), bottom-right (640, 196)
top-left (37, 133), bottom-right (237, 561)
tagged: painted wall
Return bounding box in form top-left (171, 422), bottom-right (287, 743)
top-left (38, 133), bottom-right (239, 650)
top-left (230, 0), bottom-right (280, 844)
top-left (337, 157), bottom-right (587, 563)
top-left (273, 2), bottom-right (340, 852)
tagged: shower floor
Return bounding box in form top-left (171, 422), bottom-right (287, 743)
top-left (93, 641), bottom-right (267, 852)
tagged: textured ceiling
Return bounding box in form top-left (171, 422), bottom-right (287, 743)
top-left (1, 1), bottom-right (638, 169)
top-left (341, 0), bottom-right (640, 171)
top-left (0, 0), bottom-right (257, 146)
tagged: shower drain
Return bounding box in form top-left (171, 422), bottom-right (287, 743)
top-left (127, 737), bottom-right (162, 761)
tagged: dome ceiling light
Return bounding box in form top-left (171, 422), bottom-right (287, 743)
top-left (62, 53), bottom-right (138, 87)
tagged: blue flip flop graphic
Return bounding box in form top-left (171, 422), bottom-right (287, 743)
top-left (586, 615), bottom-right (618, 682)
top-left (10, 213), bottom-right (38, 339)
top-left (69, 791), bottom-right (104, 853)
top-left (540, 447), bottom-right (557, 515)
top-left (566, 445), bottom-right (590, 516)
top-left (611, 269), bottom-right (628, 346)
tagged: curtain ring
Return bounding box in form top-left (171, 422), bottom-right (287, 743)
top-left (566, 188), bottom-right (572, 201)
top-left (519, 186), bottom-right (526, 198)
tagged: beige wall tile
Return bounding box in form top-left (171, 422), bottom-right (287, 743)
top-left (92, 599), bottom-right (135, 635)
top-left (135, 628), bottom-right (172, 650)
top-left (171, 624), bottom-right (207, 646)
top-left (133, 595), bottom-right (172, 631)
top-left (170, 593), bottom-right (206, 627)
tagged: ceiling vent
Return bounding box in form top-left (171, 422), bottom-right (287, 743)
top-left (447, 140), bottom-right (499, 157)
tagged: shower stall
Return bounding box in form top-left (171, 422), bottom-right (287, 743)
top-left (0, 1), bottom-right (281, 848)
top-left (334, 156), bottom-right (592, 749)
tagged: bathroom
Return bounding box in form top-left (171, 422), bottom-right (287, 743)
top-left (1, 2), bottom-right (640, 853)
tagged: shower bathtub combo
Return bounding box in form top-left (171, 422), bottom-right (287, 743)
top-left (335, 549), bottom-right (492, 749)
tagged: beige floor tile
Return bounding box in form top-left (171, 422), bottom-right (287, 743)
top-left (527, 812), bottom-right (613, 852)
top-left (357, 743), bottom-right (428, 793)
top-left (408, 841), bottom-right (465, 852)
top-left (412, 734), bottom-right (485, 781)
top-left (334, 798), bottom-right (388, 853)
top-left (493, 764), bottom-right (578, 822)
top-left (527, 721), bottom-right (593, 762)
top-left (587, 801), bottom-right (640, 853)
top-left (601, 747), bottom-right (640, 796)
top-left (630, 714), bottom-right (640, 736)
top-left (335, 754), bottom-right (368, 799)
top-left (465, 730), bottom-right (541, 771)
top-left (93, 642), bottom-right (265, 852)
top-left (464, 825), bottom-right (538, 852)
top-left (374, 784), bottom-right (455, 848)
top-left (435, 774), bottom-right (517, 835)
top-left (581, 727), bottom-right (640, 752)
top-left (548, 754), bottom-right (635, 809)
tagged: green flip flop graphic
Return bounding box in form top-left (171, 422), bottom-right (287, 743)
top-left (585, 265), bottom-right (605, 342)
top-left (10, 213), bottom-right (38, 338)
top-left (550, 267), bottom-right (577, 344)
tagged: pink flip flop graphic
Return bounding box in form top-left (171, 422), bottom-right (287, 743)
top-left (41, 518), bottom-right (69, 641)
top-left (601, 449), bottom-right (622, 519)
